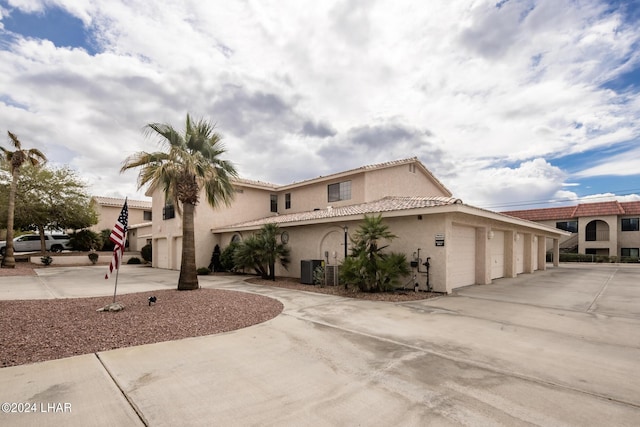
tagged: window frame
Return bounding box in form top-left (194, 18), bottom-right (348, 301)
top-left (621, 218), bottom-right (639, 232)
top-left (162, 204), bottom-right (175, 220)
top-left (556, 221), bottom-right (578, 233)
top-left (327, 180), bottom-right (352, 202)
top-left (270, 194), bottom-right (278, 213)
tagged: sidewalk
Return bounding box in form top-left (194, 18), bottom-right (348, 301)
top-left (1, 264), bottom-right (639, 426)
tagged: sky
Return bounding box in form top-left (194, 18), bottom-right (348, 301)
top-left (0, 0), bottom-right (639, 211)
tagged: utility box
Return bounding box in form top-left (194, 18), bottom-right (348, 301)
top-left (300, 260), bottom-right (323, 284)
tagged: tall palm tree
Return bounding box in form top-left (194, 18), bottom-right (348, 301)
top-left (121, 114), bottom-right (237, 290)
top-left (0, 131), bottom-right (47, 268)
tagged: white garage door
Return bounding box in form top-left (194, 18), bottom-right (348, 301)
top-left (490, 231), bottom-right (505, 280)
top-left (173, 236), bottom-right (182, 270)
top-left (515, 234), bottom-right (525, 274)
top-left (451, 225), bottom-right (476, 289)
top-left (156, 238), bottom-right (169, 269)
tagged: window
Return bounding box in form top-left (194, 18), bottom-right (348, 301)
top-left (556, 221), bottom-right (577, 233)
top-left (162, 204), bottom-right (175, 220)
top-left (144, 211), bottom-right (152, 221)
top-left (285, 193), bottom-right (291, 209)
top-left (621, 248), bottom-right (639, 258)
top-left (270, 194), bottom-right (278, 213)
top-left (328, 181), bottom-right (351, 202)
top-left (621, 218), bottom-right (639, 231)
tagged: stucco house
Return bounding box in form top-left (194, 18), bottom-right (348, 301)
top-left (148, 157), bottom-right (567, 294)
top-left (503, 201), bottom-right (640, 259)
top-left (90, 196), bottom-right (152, 251)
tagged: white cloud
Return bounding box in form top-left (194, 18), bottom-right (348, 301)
top-left (0, 0), bottom-right (639, 205)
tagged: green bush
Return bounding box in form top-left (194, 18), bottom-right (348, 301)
top-left (40, 255), bottom-right (53, 266)
top-left (197, 267), bottom-right (210, 275)
top-left (88, 252), bottom-right (99, 264)
top-left (140, 243), bottom-right (152, 263)
top-left (127, 257), bottom-right (142, 264)
top-left (69, 229), bottom-right (101, 251)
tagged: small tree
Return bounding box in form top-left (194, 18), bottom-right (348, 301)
top-left (220, 242), bottom-right (239, 272)
top-left (339, 214), bottom-right (410, 292)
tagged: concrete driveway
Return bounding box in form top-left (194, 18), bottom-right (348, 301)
top-left (1, 264), bottom-right (639, 426)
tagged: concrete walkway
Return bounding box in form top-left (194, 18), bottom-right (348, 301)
top-left (1, 264), bottom-right (639, 426)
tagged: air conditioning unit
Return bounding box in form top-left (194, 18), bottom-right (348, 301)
top-left (300, 260), bottom-right (323, 284)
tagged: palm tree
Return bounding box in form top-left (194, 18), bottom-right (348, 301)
top-left (340, 214), bottom-right (409, 292)
top-left (121, 114), bottom-right (238, 290)
top-left (0, 132), bottom-right (47, 268)
top-left (233, 223), bottom-right (291, 280)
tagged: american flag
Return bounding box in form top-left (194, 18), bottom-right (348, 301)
top-left (105, 201), bottom-right (128, 280)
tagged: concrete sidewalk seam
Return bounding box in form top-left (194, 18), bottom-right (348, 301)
top-left (95, 352), bottom-right (149, 426)
top-left (587, 268), bottom-right (618, 313)
top-left (283, 312), bottom-right (640, 410)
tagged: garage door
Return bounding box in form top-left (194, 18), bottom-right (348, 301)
top-left (533, 237), bottom-right (539, 271)
top-left (450, 225), bottom-right (476, 289)
top-left (173, 236), bottom-right (182, 270)
top-left (515, 234), bottom-right (525, 274)
top-left (156, 238), bottom-right (169, 269)
top-left (490, 231), bottom-right (505, 280)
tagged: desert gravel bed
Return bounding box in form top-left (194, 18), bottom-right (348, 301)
top-left (0, 288), bottom-right (283, 368)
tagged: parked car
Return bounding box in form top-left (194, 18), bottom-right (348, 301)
top-left (0, 234), bottom-right (71, 256)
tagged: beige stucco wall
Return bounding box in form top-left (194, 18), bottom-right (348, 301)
top-left (91, 204), bottom-right (151, 233)
top-left (578, 215), bottom-right (618, 255)
top-left (277, 174), bottom-right (366, 214)
top-left (214, 209), bottom-right (560, 294)
top-left (363, 165), bottom-right (450, 200)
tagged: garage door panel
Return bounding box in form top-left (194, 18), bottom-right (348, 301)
top-left (516, 235), bottom-right (525, 274)
top-left (451, 225), bottom-right (476, 289)
top-left (156, 238), bottom-right (168, 269)
top-left (490, 231), bottom-right (505, 280)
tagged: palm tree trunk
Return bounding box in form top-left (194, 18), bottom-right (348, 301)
top-left (2, 169), bottom-right (19, 268)
top-left (178, 202), bottom-right (199, 290)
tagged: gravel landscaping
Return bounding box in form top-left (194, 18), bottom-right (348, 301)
top-left (0, 264), bottom-right (437, 368)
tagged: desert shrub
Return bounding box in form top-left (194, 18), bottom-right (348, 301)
top-left (313, 265), bottom-right (325, 287)
top-left (140, 243), bottom-right (152, 263)
top-left (197, 267), bottom-right (210, 275)
top-left (88, 252), bottom-right (99, 264)
top-left (40, 255), bottom-right (53, 266)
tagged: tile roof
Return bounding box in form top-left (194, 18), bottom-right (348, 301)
top-left (217, 196), bottom-right (462, 229)
top-left (501, 206), bottom-right (577, 221)
top-left (92, 196), bottom-right (152, 209)
top-left (503, 200), bottom-right (640, 221)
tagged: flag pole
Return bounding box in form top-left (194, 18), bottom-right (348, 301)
top-left (113, 260), bottom-right (120, 303)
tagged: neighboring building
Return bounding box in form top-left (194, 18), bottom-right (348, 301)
top-left (90, 196), bottom-right (152, 251)
top-left (503, 201), bottom-right (640, 259)
top-left (148, 157), bottom-right (567, 294)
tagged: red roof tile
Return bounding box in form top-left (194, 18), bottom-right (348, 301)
top-left (573, 201), bottom-right (624, 217)
top-left (503, 200), bottom-right (640, 221)
top-left (501, 206), bottom-right (576, 221)
top-left (620, 201), bottom-right (640, 215)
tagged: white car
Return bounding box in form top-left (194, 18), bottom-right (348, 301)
top-left (0, 234), bottom-right (71, 256)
